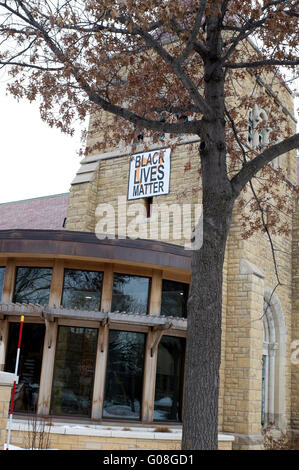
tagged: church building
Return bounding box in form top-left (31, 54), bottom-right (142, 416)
top-left (0, 65), bottom-right (298, 450)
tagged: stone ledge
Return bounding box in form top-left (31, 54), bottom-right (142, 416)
top-left (232, 432), bottom-right (263, 449)
top-left (240, 258), bottom-right (264, 279)
top-left (71, 137), bottom-right (201, 186)
top-left (79, 136), bottom-right (200, 165)
top-left (0, 371), bottom-right (17, 386)
top-left (9, 419), bottom-right (234, 443)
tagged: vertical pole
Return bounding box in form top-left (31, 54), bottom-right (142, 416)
top-left (6, 315), bottom-right (24, 450)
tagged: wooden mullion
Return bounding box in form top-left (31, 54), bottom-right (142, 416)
top-left (113, 264), bottom-right (153, 278)
top-left (63, 259), bottom-right (106, 271)
top-left (141, 329), bottom-right (158, 423)
top-left (162, 269), bottom-right (190, 284)
top-left (0, 319), bottom-right (9, 371)
top-left (37, 319), bottom-right (58, 416)
top-left (1, 259), bottom-right (16, 304)
top-left (149, 270), bottom-right (162, 316)
top-left (14, 258), bottom-right (54, 268)
top-left (91, 321), bottom-right (109, 420)
top-left (49, 259), bottom-right (64, 307)
top-left (101, 264), bottom-right (114, 313)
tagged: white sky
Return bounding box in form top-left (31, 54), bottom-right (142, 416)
top-left (0, 74), bottom-right (85, 204)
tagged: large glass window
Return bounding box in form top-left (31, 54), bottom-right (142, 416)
top-left (61, 269), bottom-right (103, 310)
top-left (50, 326), bottom-right (98, 417)
top-left (111, 274), bottom-right (150, 315)
top-left (5, 323), bottom-right (45, 413)
top-left (160, 280), bottom-right (189, 318)
top-left (13, 267), bottom-right (52, 305)
top-left (154, 336), bottom-right (185, 422)
top-left (0, 267), bottom-right (5, 300)
top-left (103, 330), bottom-right (145, 419)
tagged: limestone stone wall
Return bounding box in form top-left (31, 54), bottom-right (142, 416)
top-left (0, 372), bottom-right (15, 450)
top-left (66, 178), bottom-right (99, 233)
top-left (66, 139), bottom-right (201, 243)
top-left (7, 422), bottom-right (233, 450)
top-left (0, 385), bottom-right (10, 449)
top-left (222, 186), bottom-right (297, 448)
top-left (291, 207), bottom-right (299, 438)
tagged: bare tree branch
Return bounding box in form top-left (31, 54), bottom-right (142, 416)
top-left (0, 60), bottom-right (63, 71)
top-left (224, 58), bottom-right (299, 69)
top-left (177, 0), bottom-right (207, 64)
top-left (231, 133), bottom-right (299, 195)
top-left (132, 24), bottom-right (214, 120)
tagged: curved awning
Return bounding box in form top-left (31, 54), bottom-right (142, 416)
top-left (0, 229), bottom-right (191, 272)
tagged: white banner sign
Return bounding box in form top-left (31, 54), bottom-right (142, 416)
top-left (128, 148), bottom-right (171, 200)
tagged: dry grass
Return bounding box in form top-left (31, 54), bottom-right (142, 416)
top-left (154, 426), bottom-right (172, 433)
top-left (24, 416), bottom-right (52, 450)
top-left (263, 424), bottom-right (299, 450)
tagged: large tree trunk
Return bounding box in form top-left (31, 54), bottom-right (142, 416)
top-left (181, 56), bottom-right (235, 447)
top-left (182, 190), bottom-right (234, 450)
top-left (181, 13), bottom-right (238, 447)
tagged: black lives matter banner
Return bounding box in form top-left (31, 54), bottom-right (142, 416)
top-left (128, 148), bottom-right (171, 200)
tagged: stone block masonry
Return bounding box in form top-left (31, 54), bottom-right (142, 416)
top-left (0, 371), bottom-right (15, 450)
top-left (7, 419), bottom-right (234, 450)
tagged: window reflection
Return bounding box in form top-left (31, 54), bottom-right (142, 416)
top-left (62, 269), bottom-right (103, 311)
top-left (51, 326), bottom-right (98, 417)
top-left (154, 336), bottom-right (185, 422)
top-left (111, 274), bottom-right (150, 314)
top-left (5, 323), bottom-right (45, 413)
top-left (161, 280), bottom-right (189, 318)
top-left (13, 267), bottom-right (52, 305)
top-left (0, 267), bottom-right (5, 300)
top-left (103, 330), bottom-right (145, 419)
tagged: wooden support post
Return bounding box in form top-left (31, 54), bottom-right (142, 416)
top-left (0, 319), bottom-right (9, 371)
top-left (49, 260), bottom-right (64, 307)
top-left (1, 259), bottom-right (16, 304)
top-left (37, 319), bottom-right (58, 415)
top-left (142, 328), bottom-right (158, 422)
top-left (0, 261), bottom-right (16, 373)
top-left (141, 324), bottom-right (171, 422)
top-left (91, 319), bottom-right (109, 420)
top-left (148, 270), bottom-right (162, 316)
top-left (151, 324), bottom-right (172, 355)
top-left (101, 264), bottom-right (114, 313)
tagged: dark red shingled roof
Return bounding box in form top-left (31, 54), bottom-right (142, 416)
top-left (0, 193), bottom-right (69, 230)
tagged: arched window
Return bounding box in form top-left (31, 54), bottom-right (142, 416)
top-left (248, 105), bottom-right (270, 150)
top-left (261, 290), bottom-right (286, 429)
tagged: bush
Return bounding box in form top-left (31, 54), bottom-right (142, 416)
top-left (263, 423), bottom-right (298, 450)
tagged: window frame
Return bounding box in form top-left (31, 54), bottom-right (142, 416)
top-left (4, 319), bottom-right (46, 414)
top-left (153, 334), bottom-right (186, 423)
top-left (2, 259), bottom-right (188, 423)
top-left (102, 329), bottom-right (147, 421)
top-left (12, 266), bottom-right (53, 306)
top-left (50, 324), bottom-right (99, 418)
top-left (61, 268), bottom-right (104, 311)
top-left (111, 272), bottom-right (152, 315)
top-left (160, 279), bottom-right (189, 318)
